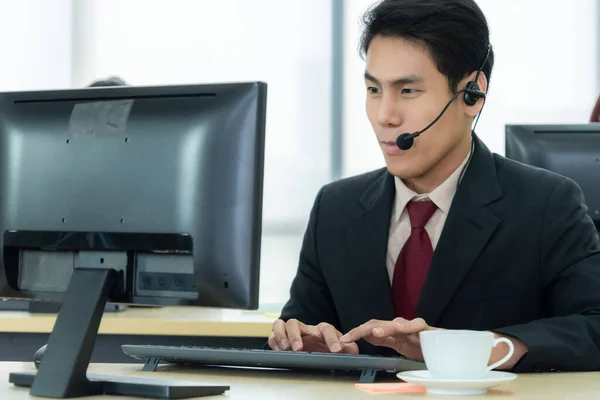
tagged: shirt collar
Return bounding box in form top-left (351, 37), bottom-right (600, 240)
top-left (392, 147), bottom-right (473, 222)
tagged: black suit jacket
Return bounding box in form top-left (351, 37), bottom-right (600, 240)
top-left (279, 134), bottom-right (600, 373)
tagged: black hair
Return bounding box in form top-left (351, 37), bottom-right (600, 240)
top-left (359, 0), bottom-right (494, 93)
top-left (87, 76), bottom-right (128, 87)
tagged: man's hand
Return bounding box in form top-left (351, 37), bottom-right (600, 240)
top-left (268, 319), bottom-right (359, 354)
top-left (338, 318), bottom-right (528, 369)
top-left (339, 317), bottom-right (437, 360)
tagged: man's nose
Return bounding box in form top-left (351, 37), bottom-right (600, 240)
top-left (377, 96), bottom-right (402, 127)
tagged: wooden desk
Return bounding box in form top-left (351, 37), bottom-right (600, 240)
top-left (0, 307), bottom-right (275, 337)
top-left (1, 362), bottom-right (599, 399)
top-left (0, 307), bottom-right (276, 363)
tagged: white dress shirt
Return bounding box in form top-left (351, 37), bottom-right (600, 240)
top-left (386, 150), bottom-right (472, 283)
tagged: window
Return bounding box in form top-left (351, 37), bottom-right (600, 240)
top-left (0, 0), bottom-right (72, 90)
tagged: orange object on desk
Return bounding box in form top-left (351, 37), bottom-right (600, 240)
top-left (355, 382), bottom-right (426, 393)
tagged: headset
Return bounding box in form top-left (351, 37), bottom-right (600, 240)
top-left (463, 44), bottom-right (491, 106)
top-left (396, 44), bottom-right (491, 150)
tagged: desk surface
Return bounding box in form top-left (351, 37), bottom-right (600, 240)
top-left (1, 362), bottom-right (599, 399)
top-left (0, 307), bottom-right (276, 337)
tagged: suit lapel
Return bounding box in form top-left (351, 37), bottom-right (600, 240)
top-left (343, 169), bottom-right (397, 323)
top-left (417, 135), bottom-right (503, 326)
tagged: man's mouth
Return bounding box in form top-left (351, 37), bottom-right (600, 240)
top-left (380, 140), bottom-right (403, 155)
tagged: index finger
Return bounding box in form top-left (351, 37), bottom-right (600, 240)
top-left (395, 318), bottom-right (429, 334)
top-left (339, 319), bottom-right (384, 343)
top-left (340, 318), bottom-right (430, 343)
top-left (370, 317), bottom-right (430, 337)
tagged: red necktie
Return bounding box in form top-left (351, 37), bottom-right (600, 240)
top-left (392, 200), bottom-right (438, 320)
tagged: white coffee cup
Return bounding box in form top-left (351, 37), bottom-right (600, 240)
top-left (419, 330), bottom-right (514, 380)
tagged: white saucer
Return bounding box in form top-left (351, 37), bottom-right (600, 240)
top-left (396, 370), bottom-right (517, 395)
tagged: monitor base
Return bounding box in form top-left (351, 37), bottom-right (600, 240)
top-left (9, 267), bottom-right (228, 399)
top-left (10, 371), bottom-right (228, 399)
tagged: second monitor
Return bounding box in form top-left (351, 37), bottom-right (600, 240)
top-left (505, 123), bottom-right (600, 228)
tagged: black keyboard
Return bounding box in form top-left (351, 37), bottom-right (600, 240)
top-left (121, 345), bottom-right (425, 383)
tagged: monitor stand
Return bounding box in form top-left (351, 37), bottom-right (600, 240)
top-left (8, 267), bottom-right (229, 399)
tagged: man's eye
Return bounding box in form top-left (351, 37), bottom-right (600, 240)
top-left (367, 87), bottom-right (380, 95)
top-left (402, 88), bottom-right (418, 95)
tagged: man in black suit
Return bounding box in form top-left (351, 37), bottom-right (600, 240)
top-left (269, 0), bottom-right (600, 373)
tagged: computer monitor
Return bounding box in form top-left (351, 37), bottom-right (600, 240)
top-left (0, 82), bottom-right (267, 398)
top-left (505, 124), bottom-right (600, 227)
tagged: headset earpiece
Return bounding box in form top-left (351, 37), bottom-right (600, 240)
top-left (463, 80), bottom-right (485, 107)
top-left (463, 44), bottom-right (491, 107)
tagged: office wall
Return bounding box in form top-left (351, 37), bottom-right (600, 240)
top-left (342, 0), bottom-right (599, 177)
top-left (0, 0), bottom-right (72, 90)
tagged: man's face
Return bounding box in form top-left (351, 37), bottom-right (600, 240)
top-left (365, 36), bottom-right (472, 180)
